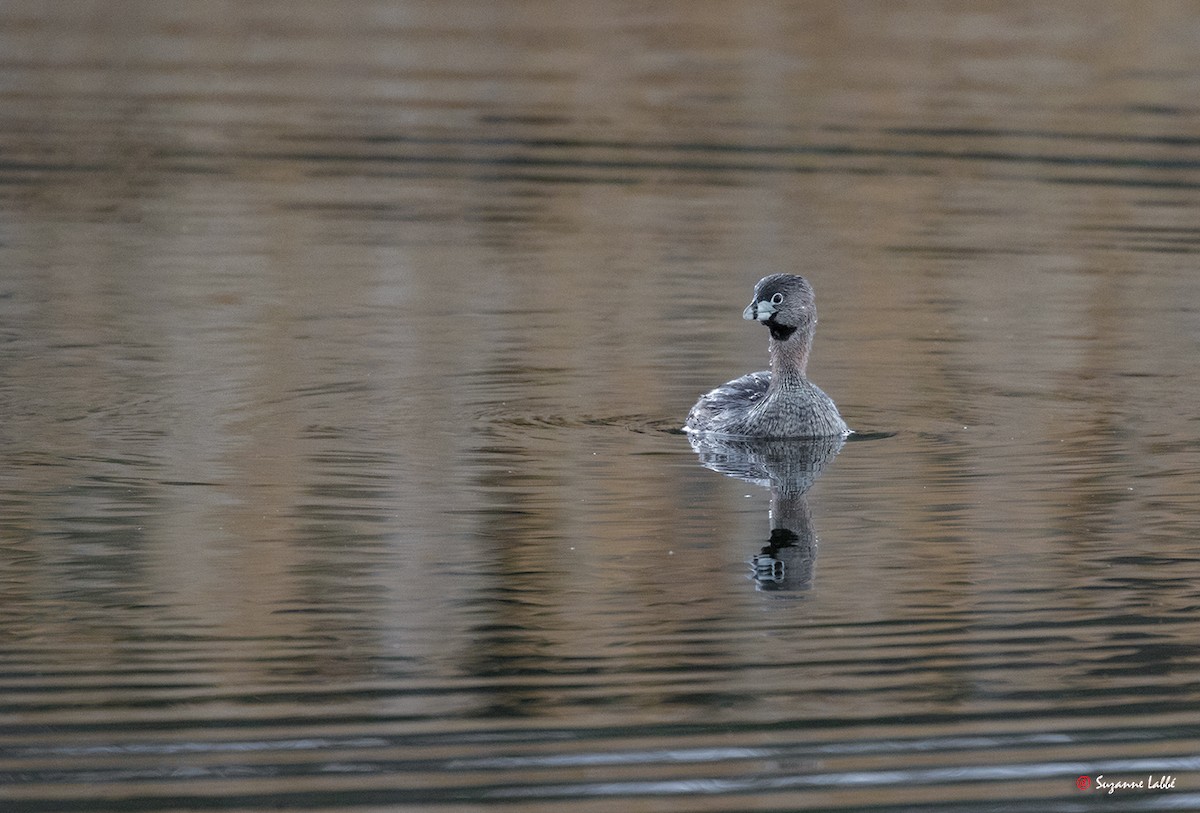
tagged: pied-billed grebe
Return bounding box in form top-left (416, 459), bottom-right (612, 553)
top-left (684, 274), bottom-right (849, 438)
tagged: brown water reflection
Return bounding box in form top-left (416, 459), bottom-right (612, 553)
top-left (3, 2), bottom-right (1200, 811)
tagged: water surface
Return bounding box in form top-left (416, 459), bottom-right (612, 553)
top-left (3, 2), bottom-right (1200, 811)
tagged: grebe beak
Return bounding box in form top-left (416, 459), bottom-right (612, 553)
top-left (743, 299), bottom-right (775, 321)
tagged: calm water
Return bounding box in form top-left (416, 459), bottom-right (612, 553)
top-left (3, 2), bottom-right (1200, 811)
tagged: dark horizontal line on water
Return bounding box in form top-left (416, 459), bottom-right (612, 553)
top-left (289, 128), bottom-right (1200, 157)
top-left (1081, 224), bottom-right (1200, 234)
top-left (68, 140), bottom-right (1180, 189)
top-left (1094, 236), bottom-right (1200, 245)
top-left (309, 168), bottom-right (644, 185)
top-left (287, 153), bottom-right (1167, 189)
top-left (882, 125), bottom-right (1200, 147)
top-left (6, 676), bottom-right (1198, 721)
top-left (481, 756), bottom-right (1200, 801)
top-left (0, 634), bottom-right (1166, 699)
top-left (1086, 243), bottom-right (1200, 254)
top-left (307, 167), bottom-right (894, 186)
top-left (5, 757), bottom-right (1199, 811)
top-left (3, 698), bottom-right (1197, 740)
top-left (0, 60), bottom-right (575, 84)
top-left (887, 245), bottom-right (1038, 257)
top-left (251, 135), bottom-right (1200, 172)
top-left (8, 753), bottom-right (1200, 804)
top-left (5, 137), bottom-right (1193, 188)
top-left (1042, 174), bottom-right (1200, 190)
top-left (222, 149), bottom-right (868, 175)
top-left (0, 160), bottom-right (108, 173)
top-left (10, 723), bottom-right (1192, 762)
top-left (444, 727), bottom-right (1200, 769)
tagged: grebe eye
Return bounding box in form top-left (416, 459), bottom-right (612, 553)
top-left (770, 293), bottom-right (784, 305)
